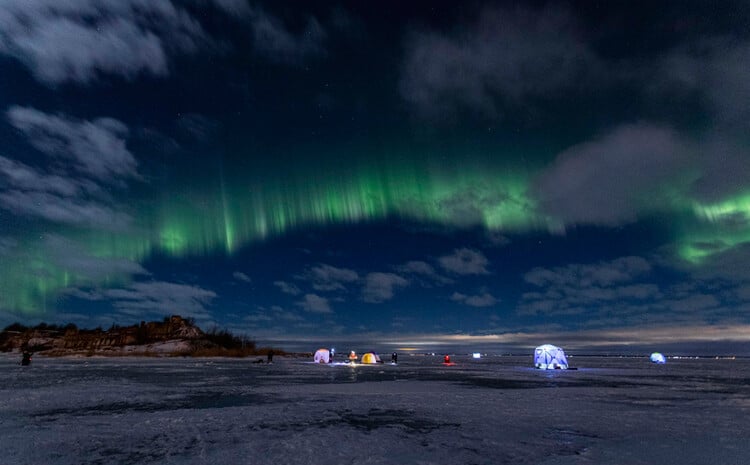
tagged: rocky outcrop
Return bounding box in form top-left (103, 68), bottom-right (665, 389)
top-left (1, 315), bottom-right (205, 354)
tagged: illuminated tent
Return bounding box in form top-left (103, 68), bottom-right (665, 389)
top-left (534, 344), bottom-right (569, 370)
top-left (360, 352), bottom-right (381, 364)
top-left (313, 348), bottom-right (330, 364)
top-left (650, 352), bottom-right (666, 364)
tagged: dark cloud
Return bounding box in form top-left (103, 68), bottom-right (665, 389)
top-left (664, 294), bottom-right (720, 314)
top-left (671, 242), bottom-right (750, 283)
top-left (398, 260), bottom-right (435, 275)
top-left (658, 38), bottom-right (750, 129)
top-left (520, 256), bottom-right (658, 317)
top-left (249, 7), bottom-right (326, 65)
top-left (176, 113), bottom-right (221, 142)
top-left (396, 260), bottom-right (453, 285)
top-left (8, 106), bottom-right (138, 182)
top-left (687, 136), bottom-right (750, 204)
top-left (0, 237), bottom-right (18, 255)
top-left (362, 272), bottom-right (408, 303)
top-left (438, 248), bottom-right (490, 275)
top-left (303, 264), bottom-right (359, 292)
top-left (209, 0), bottom-right (252, 18)
top-left (43, 235), bottom-right (147, 281)
top-left (70, 280), bottom-right (216, 321)
top-left (525, 256), bottom-right (652, 287)
top-left (296, 293), bottom-right (332, 314)
top-left (533, 123), bottom-right (688, 226)
top-left (451, 291), bottom-right (498, 308)
top-left (518, 251), bottom-right (740, 326)
top-left (274, 280), bottom-right (302, 295)
top-left (400, 5), bottom-right (597, 118)
top-left (243, 305), bottom-right (305, 327)
top-left (484, 231), bottom-right (511, 247)
top-left (232, 271), bottom-right (252, 283)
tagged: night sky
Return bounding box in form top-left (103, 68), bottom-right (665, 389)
top-left (1, 1), bottom-right (749, 353)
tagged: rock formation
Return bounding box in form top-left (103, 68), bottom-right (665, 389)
top-left (1, 315), bottom-right (208, 355)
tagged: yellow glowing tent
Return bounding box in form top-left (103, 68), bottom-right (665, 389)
top-left (360, 352), bottom-right (381, 364)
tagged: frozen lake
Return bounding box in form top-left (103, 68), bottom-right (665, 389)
top-left (1, 354), bottom-right (748, 464)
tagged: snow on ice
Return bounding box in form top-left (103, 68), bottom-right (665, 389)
top-left (0, 354), bottom-right (748, 464)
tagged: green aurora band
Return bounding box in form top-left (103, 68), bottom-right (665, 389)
top-left (1, 162), bottom-right (546, 314)
top-left (3, 157), bottom-right (750, 315)
top-left (679, 192), bottom-right (750, 263)
top-left (154, 163), bottom-right (547, 256)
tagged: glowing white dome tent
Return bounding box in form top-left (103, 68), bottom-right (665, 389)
top-left (650, 352), bottom-right (666, 364)
top-left (313, 348), bottom-right (330, 364)
top-left (534, 344), bottom-right (569, 370)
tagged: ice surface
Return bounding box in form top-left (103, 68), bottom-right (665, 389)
top-left (1, 354), bottom-right (748, 464)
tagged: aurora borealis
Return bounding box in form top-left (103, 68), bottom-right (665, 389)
top-left (1, 0), bottom-right (750, 353)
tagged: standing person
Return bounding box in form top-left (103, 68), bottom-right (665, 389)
top-left (391, 352), bottom-right (398, 364)
top-left (267, 349), bottom-right (274, 364)
top-left (21, 350), bottom-right (32, 366)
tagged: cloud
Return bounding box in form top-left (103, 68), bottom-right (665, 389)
top-left (209, 0), bottom-right (252, 18)
top-left (438, 248), bottom-right (490, 275)
top-left (243, 305), bottom-right (305, 325)
top-left (176, 113), bottom-right (221, 142)
top-left (451, 291), bottom-right (498, 308)
top-left (362, 272), bottom-right (408, 303)
top-left (0, 187), bottom-right (131, 230)
top-left (71, 280), bottom-right (216, 321)
top-left (0, 155), bottom-right (80, 196)
top-left (400, 5), bottom-right (597, 118)
top-left (0, 237), bottom-right (17, 255)
top-left (436, 187), bottom-right (521, 227)
top-left (296, 293), bottom-right (332, 314)
top-left (304, 264), bottom-right (359, 292)
top-left (384, 324), bottom-right (750, 352)
top-left (8, 106), bottom-right (138, 182)
top-left (519, 256), bottom-right (659, 317)
top-left (524, 256), bottom-right (652, 287)
top-left (0, 1), bottom-right (230, 85)
top-left (533, 123), bottom-right (689, 226)
top-left (396, 260), bottom-right (452, 286)
top-left (657, 38), bottom-right (750, 129)
top-left (399, 260), bottom-right (435, 275)
top-left (0, 1), bottom-right (329, 85)
top-left (0, 107), bottom-right (140, 230)
top-left (233, 271), bottom-right (251, 283)
top-left (0, 156), bottom-right (132, 229)
top-left (43, 235), bottom-right (148, 280)
top-left (274, 280), bottom-right (301, 295)
top-left (667, 241), bottom-right (750, 285)
top-left (687, 135), bottom-right (750, 204)
top-left (484, 231), bottom-right (511, 247)
top-left (249, 7), bottom-right (326, 65)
